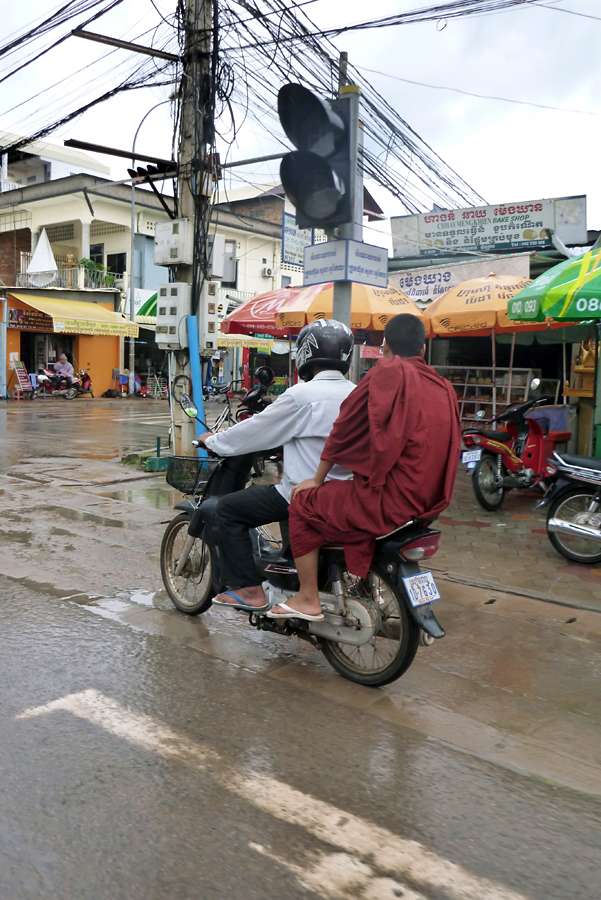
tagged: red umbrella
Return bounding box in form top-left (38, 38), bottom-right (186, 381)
top-left (220, 287), bottom-right (302, 337)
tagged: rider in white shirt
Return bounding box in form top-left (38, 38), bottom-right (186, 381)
top-left (198, 320), bottom-right (355, 613)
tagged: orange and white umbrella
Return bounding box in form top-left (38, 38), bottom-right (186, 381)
top-left (425, 275), bottom-right (535, 336)
top-left (275, 281), bottom-right (430, 333)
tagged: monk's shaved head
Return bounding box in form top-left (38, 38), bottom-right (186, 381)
top-left (384, 314), bottom-right (426, 358)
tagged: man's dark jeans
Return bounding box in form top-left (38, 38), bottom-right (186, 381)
top-left (216, 484), bottom-right (289, 588)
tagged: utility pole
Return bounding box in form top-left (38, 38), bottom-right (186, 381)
top-left (173, 0), bottom-right (212, 456)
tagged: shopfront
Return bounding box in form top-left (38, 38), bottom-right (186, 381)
top-left (4, 291), bottom-right (138, 396)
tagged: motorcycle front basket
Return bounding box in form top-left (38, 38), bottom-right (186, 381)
top-left (166, 456), bottom-right (219, 494)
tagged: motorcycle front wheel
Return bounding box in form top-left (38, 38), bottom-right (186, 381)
top-left (547, 488), bottom-right (601, 564)
top-left (320, 565), bottom-right (419, 687)
top-left (160, 514), bottom-right (213, 614)
top-left (472, 453), bottom-right (505, 511)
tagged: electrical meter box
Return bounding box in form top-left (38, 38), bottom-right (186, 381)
top-left (154, 219), bottom-right (193, 267)
top-left (155, 283), bottom-right (192, 350)
top-left (207, 233), bottom-right (226, 279)
top-left (198, 281), bottom-right (220, 354)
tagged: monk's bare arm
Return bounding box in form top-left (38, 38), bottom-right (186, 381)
top-left (290, 458), bottom-right (334, 500)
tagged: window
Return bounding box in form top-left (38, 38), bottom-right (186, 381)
top-left (89, 243), bottom-right (104, 266)
top-left (107, 252), bottom-right (127, 275)
top-left (27, 175), bottom-right (36, 183)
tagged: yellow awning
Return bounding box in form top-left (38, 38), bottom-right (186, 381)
top-left (9, 293), bottom-right (139, 337)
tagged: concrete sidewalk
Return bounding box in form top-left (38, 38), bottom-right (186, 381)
top-left (432, 471), bottom-right (601, 613)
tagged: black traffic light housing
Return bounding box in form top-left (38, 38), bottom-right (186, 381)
top-left (278, 84), bottom-right (355, 231)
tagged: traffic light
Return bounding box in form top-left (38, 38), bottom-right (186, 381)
top-left (278, 83), bottom-right (357, 231)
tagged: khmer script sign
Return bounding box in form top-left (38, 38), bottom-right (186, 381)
top-left (388, 253), bottom-right (531, 305)
top-left (391, 195), bottom-right (587, 258)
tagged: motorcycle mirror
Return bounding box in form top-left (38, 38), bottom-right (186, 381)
top-left (530, 378), bottom-right (541, 391)
top-left (474, 410), bottom-right (485, 420)
top-left (179, 393), bottom-right (198, 418)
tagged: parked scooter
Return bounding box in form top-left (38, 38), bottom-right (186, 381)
top-left (540, 452), bottom-right (601, 564)
top-left (76, 367), bottom-right (94, 398)
top-left (160, 394), bottom-right (446, 688)
top-left (32, 366), bottom-right (81, 400)
top-left (462, 380), bottom-right (557, 511)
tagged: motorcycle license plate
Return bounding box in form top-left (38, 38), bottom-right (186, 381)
top-left (462, 449), bottom-right (482, 464)
top-left (402, 571), bottom-right (441, 607)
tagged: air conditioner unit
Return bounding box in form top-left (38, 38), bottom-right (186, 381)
top-left (262, 266), bottom-right (274, 277)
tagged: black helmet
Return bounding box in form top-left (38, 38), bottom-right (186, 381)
top-left (296, 319), bottom-right (354, 382)
top-left (254, 365), bottom-right (274, 386)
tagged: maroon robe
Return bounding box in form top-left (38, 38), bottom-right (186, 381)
top-left (289, 355), bottom-right (461, 577)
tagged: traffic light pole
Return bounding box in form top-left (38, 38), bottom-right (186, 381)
top-left (173, 0), bottom-right (212, 456)
top-left (331, 84), bottom-right (363, 330)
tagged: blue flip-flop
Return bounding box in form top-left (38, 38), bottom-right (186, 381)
top-left (212, 590), bottom-right (269, 613)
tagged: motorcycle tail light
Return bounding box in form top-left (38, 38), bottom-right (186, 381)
top-left (399, 534), bottom-right (440, 561)
top-left (471, 436), bottom-right (482, 444)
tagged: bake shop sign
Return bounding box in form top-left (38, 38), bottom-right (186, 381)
top-left (391, 194), bottom-right (587, 258)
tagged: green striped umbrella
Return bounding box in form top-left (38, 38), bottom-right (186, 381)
top-left (507, 247), bottom-right (601, 322)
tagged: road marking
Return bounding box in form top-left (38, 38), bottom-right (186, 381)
top-left (18, 690), bottom-right (530, 900)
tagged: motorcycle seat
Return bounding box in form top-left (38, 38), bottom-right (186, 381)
top-left (465, 429), bottom-right (512, 443)
top-left (558, 454), bottom-right (601, 472)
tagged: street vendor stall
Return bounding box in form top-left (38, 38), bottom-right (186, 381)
top-left (507, 245), bottom-right (601, 454)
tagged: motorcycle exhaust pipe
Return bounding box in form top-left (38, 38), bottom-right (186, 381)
top-left (547, 518), bottom-right (601, 541)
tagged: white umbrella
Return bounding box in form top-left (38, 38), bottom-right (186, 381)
top-left (27, 228), bottom-right (58, 287)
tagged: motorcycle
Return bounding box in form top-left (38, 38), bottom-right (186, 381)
top-left (540, 452), bottom-right (601, 564)
top-left (235, 365), bottom-right (275, 423)
top-left (159, 394), bottom-right (446, 688)
top-left (32, 366), bottom-right (81, 400)
top-left (76, 367), bottom-right (94, 398)
top-left (462, 380), bottom-right (558, 511)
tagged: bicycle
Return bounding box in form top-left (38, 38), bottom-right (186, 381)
top-left (211, 380), bottom-right (244, 432)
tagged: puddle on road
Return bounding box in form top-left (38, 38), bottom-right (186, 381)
top-left (37, 505), bottom-right (143, 529)
top-left (97, 487), bottom-right (176, 510)
top-left (0, 530), bottom-right (32, 545)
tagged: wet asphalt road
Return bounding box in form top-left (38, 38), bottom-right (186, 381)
top-left (1, 400), bottom-right (601, 899)
top-left (3, 576), bottom-right (601, 900)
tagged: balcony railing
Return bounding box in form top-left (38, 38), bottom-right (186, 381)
top-left (15, 266), bottom-right (122, 289)
top-left (0, 179), bottom-right (21, 193)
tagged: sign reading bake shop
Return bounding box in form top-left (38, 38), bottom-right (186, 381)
top-left (8, 307), bottom-right (54, 331)
top-left (391, 195), bottom-right (587, 258)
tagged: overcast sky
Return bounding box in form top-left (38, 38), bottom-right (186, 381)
top-left (3, 0), bottom-right (600, 237)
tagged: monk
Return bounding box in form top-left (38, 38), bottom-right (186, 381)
top-left (267, 313), bottom-right (461, 621)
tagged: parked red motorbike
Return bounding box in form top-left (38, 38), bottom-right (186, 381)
top-left (76, 368), bottom-right (94, 398)
top-left (462, 386), bottom-right (558, 511)
top-left (32, 366), bottom-right (81, 400)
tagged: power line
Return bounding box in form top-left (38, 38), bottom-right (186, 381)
top-left (358, 65), bottom-right (601, 117)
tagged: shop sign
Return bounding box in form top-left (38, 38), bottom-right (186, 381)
top-left (391, 195), bottom-right (587, 258)
top-left (282, 212), bottom-right (313, 267)
top-left (8, 307), bottom-right (54, 331)
top-left (388, 253), bottom-right (531, 305)
top-left (53, 318), bottom-right (138, 337)
top-left (13, 361), bottom-right (32, 391)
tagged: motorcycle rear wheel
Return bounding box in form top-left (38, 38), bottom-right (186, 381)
top-left (547, 488), bottom-right (601, 564)
top-left (160, 514), bottom-right (213, 614)
top-left (320, 565), bottom-right (419, 687)
top-left (472, 453), bottom-right (505, 511)
top-left (63, 387), bottom-right (77, 400)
